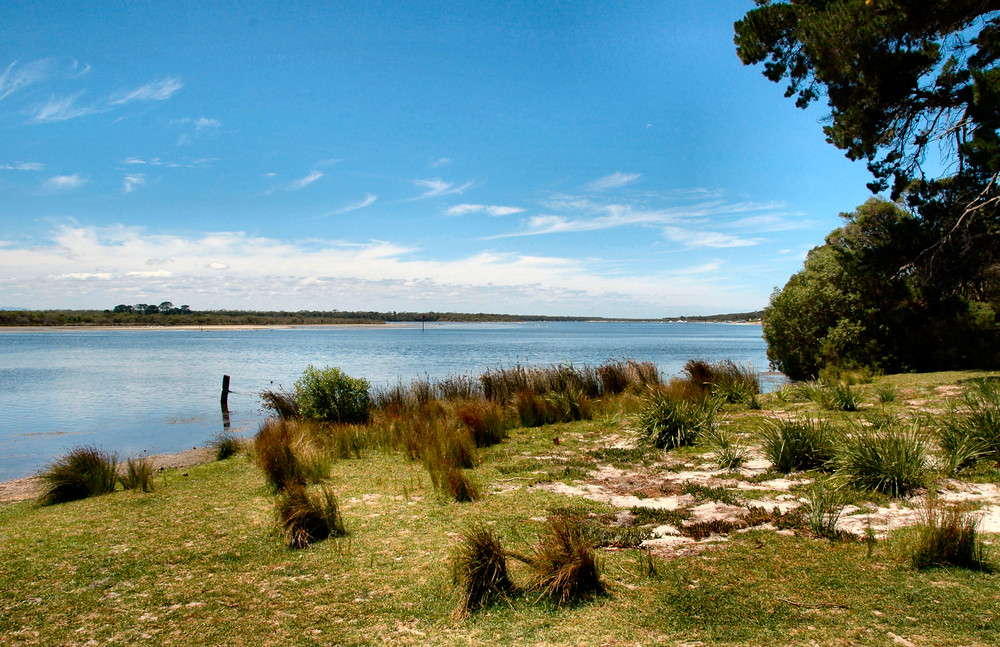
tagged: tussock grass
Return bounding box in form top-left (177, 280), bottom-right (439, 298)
top-left (874, 382), bottom-right (899, 404)
top-left (633, 391), bottom-right (715, 449)
top-left (119, 456), bottom-right (155, 492)
top-left (259, 388), bottom-right (300, 419)
top-left (38, 445), bottom-right (118, 506)
top-left (455, 398), bottom-right (510, 447)
top-left (700, 426), bottom-right (748, 470)
top-left (275, 483), bottom-right (345, 549)
top-left (682, 359), bottom-right (761, 407)
top-left (253, 418), bottom-right (309, 491)
top-left (759, 417), bottom-right (837, 473)
top-left (210, 431), bottom-right (242, 461)
top-left (911, 498), bottom-right (989, 571)
top-left (521, 516), bottom-right (604, 606)
top-left (838, 421), bottom-right (929, 496)
top-left (451, 524), bottom-right (514, 617)
top-left (804, 479), bottom-right (846, 539)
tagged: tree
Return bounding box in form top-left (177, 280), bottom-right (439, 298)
top-left (763, 198), bottom-right (1000, 379)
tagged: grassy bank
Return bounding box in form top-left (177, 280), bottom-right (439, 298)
top-left (3, 367), bottom-right (1000, 646)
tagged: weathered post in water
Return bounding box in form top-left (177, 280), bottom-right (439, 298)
top-left (221, 375), bottom-right (231, 431)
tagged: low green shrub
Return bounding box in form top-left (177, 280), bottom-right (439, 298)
top-left (759, 418), bottom-right (837, 473)
top-left (295, 365), bottom-right (372, 424)
top-left (38, 446), bottom-right (118, 505)
top-left (700, 427), bottom-right (748, 471)
top-left (911, 498), bottom-right (989, 571)
top-left (452, 524), bottom-right (514, 617)
top-left (633, 392), bottom-right (715, 449)
top-left (119, 456), bottom-right (155, 492)
top-left (276, 483), bottom-right (345, 549)
top-left (838, 421), bottom-right (929, 497)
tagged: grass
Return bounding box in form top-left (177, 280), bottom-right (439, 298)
top-left (910, 497), bottom-right (990, 571)
top-left (451, 524), bottom-right (514, 616)
top-left (633, 391), bottom-right (716, 449)
top-left (37, 445), bottom-right (118, 505)
top-left (804, 479), bottom-right (846, 539)
top-left (758, 417), bottom-right (837, 473)
top-left (210, 431), bottom-right (243, 461)
top-left (119, 456), bottom-right (155, 493)
top-left (519, 515), bottom-right (604, 606)
top-left (275, 482), bottom-right (346, 549)
top-left (5, 368), bottom-right (1000, 646)
top-left (838, 420), bottom-right (930, 497)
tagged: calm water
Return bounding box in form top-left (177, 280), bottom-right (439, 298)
top-left (0, 321), bottom-right (769, 480)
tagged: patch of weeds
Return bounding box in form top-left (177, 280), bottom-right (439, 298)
top-left (758, 417), bottom-right (837, 473)
top-left (38, 446), bottom-right (118, 506)
top-left (874, 383), bottom-right (898, 404)
top-left (259, 388), bottom-right (299, 419)
top-left (937, 419), bottom-right (990, 474)
top-left (633, 392), bottom-right (716, 450)
top-left (681, 518), bottom-right (747, 540)
top-left (210, 431), bottom-right (242, 461)
top-left (837, 420), bottom-right (929, 497)
top-left (700, 426), bottom-right (748, 471)
top-left (275, 483), bottom-right (346, 549)
top-left (587, 447), bottom-right (651, 468)
top-left (455, 399), bottom-right (510, 448)
top-left (681, 483), bottom-right (742, 506)
top-left (745, 505), bottom-right (803, 531)
top-left (828, 382), bottom-right (861, 411)
top-left (119, 456), bottom-right (155, 493)
top-left (451, 524), bottom-right (515, 617)
top-left (629, 507), bottom-right (689, 527)
top-left (910, 498), bottom-right (990, 571)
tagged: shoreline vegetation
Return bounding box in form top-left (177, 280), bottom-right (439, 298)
top-left (2, 360), bottom-right (999, 644)
top-left (0, 307), bottom-right (764, 328)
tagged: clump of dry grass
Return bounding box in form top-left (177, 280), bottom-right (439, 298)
top-left (452, 524), bottom-right (514, 616)
top-left (275, 483), bottom-right (346, 549)
top-left (911, 498), bottom-right (989, 571)
top-left (119, 456), bottom-right (155, 492)
top-left (210, 431), bottom-right (243, 461)
top-left (38, 446), bottom-right (118, 506)
top-left (520, 516), bottom-right (604, 605)
top-left (253, 418), bottom-right (332, 491)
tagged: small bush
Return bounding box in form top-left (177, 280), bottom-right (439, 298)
top-left (759, 418), bottom-right (837, 473)
top-left (452, 525), bottom-right (514, 616)
top-left (633, 392), bottom-right (715, 449)
top-left (828, 382), bottom-right (861, 411)
top-left (911, 498), bottom-right (989, 571)
top-left (276, 483), bottom-right (346, 549)
top-left (38, 446), bottom-right (118, 505)
top-left (211, 431), bottom-right (242, 461)
top-left (700, 427), bottom-right (747, 471)
top-left (838, 421), bottom-right (929, 497)
top-left (522, 516), bottom-right (603, 605)
top-left (119, 456), bottom-right (155, 492)
top-left (295, 365), bottom-right (372, 424)
top-left (455, 399), bottom-right (510, 447)
top-left (937, 420), bottom-right (989, 473)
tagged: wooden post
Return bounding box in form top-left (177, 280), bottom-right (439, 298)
top-left (221, 375), bottom-right (231, 430)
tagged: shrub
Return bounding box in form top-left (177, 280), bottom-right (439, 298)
top-left (276, 483), bottom-right (346, 549)
top-left (210, 431), bottom-right (242, 461)
top-left (838, 421), bottom-right (929, 497)
top-left (119, 456), bottom-right (155, 492)
top-left (522, 516), bottom-right (603, 605)
top-left (38, 446), bottom-right (118, 505)
top-left (700, 427), bottom-right (747, 471)
top-left (455, 399), bottom-right (510, 447)
top-left (452, 524), bottom-right (514, 617)
top-left (828, 382), bottom-right (861, 411)
top-left (911, 498), bottom-right (988, 571)
top-left (633, 392), bottom-right (715, 450)
top-left (874, 383), bottom-right (898, 404)
top-left (295, 365), bottom-right (372, 424)
top-left (759, 418), bottom-right (837, 473)
top-left (937, 420), bottom-right (989, 473)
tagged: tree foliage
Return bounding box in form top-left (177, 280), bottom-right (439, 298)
top-left (763, 198), bottom-right (1000, 379)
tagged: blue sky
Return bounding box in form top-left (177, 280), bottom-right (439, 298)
top-left (0, 1), bottom-right (875, 317)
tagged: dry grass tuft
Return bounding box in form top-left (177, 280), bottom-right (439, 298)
top-left (452, 524), bottom-right (514, 616)
top-left (38, 446), bottom-right (118, 506)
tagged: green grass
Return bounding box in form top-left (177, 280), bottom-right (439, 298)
top-left (3, 369), bottom-right (1000, 645)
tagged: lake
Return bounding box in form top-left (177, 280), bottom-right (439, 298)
top-left (0, 321), bottom-right (771, 481)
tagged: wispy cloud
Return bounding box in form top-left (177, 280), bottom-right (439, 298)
top-left (584, 172), bottom-right (641, 192)
top-left (108, 77), bottom-right (182, 105)
top-left (0, 59), bottom-right (52, 101)
top-left (46, 174), bottom-right (87, 190)
top-left (661, 226), bottom-right (761, 248)
top-left (431, 157), bottom-right (453, 168)
top-left (1, 161), bottom-right (44, 171)
top-left (32, 93), bottom-right (93, 122)
top-left (287, 170), bottom-right (323, 190)
top-left (411, 178), bottom-right (475, 200)
top-left (446, 203), bottom-right (526, 217)
top-left (325, 193), bottom-right (377, 216)
top-left (122, 174), bottom-right (146, 193)
top-left (120, 156), bottom-right (215, 169)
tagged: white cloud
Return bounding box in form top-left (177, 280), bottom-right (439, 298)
top-left (431, 157), bottom-right (453, 168)
top-left (326, 193), bottom-right (377, 215)
top-left (32, 93), bottom-right (93, 122)
top-left (123, 174), bottom-right (146, 193)
top-left (0, 224), bottom-right (769, 316)
top-left (0, 161), bottom-right (44, 171)
top-left (585, 172), bottom-right (641, 192)
top-left (194, 117), bottom-right (220, 129)
top-left (0, 59), bottom-right (51, 101)
top-left (661, 226), bottom-right (761, 248)
top-left (446, 203), bottom-right (526, 217)
top-left (286, 170), bottom-right (323, 190)
top-left (411, 178), bottom-right (475, 200)
top-left (108, 77), bottom-right (182, 105)
top-left (46, 174), bottom-right (87, 190)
